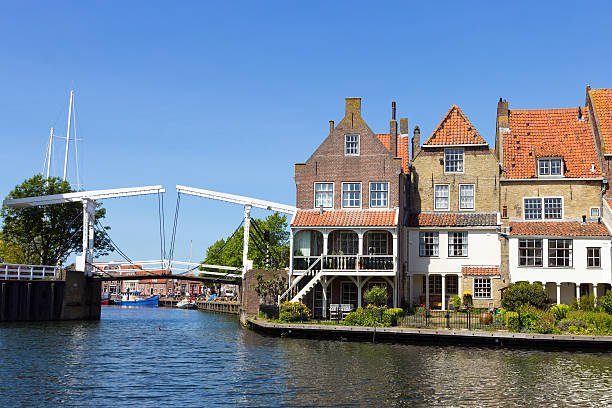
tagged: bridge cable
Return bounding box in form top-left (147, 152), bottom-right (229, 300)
top-left (167, 192), bottom-right (181, 271)
top-left (48, 209), bottom-right (84, 265)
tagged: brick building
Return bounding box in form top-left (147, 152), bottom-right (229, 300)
top-left (283, 98), bottom-right (410, 317)
top-left (407, 105), bottom-right (502, 309)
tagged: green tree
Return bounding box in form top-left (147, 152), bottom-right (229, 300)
top-left (1, 175), bottom-right (114, 266)
top-left (200, 212), bottom-right (290, 271)
top-left (501, 282), bottom-right (550, 311)
top-left (364, 285), bottom-right (388, 307)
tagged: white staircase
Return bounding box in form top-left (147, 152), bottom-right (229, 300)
top-left (278, 255), bottom-right (322, 304)
top-left (290, 269), bottom-right (324, 303)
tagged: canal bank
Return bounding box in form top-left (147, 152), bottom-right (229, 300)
top-left (159, 297), bottom-right (240, 314)
top-left (247, 317), bottom-right (612, 350)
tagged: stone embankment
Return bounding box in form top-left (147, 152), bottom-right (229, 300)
top-left (159, 297), bottom-right (240, 315)
top-left (248, 317), bottom-right (612, 350)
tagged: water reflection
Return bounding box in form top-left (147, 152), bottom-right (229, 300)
top-left (0, 307), bottom-right (610, 407)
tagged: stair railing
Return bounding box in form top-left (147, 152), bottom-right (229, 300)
top-left (278, 254), bottom-right (322, 304)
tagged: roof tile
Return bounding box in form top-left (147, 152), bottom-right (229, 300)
top-left (407, 212), bottom-right (498, 227)
top-left (509, 221), bottom-right (610, 237)
top-left (376, 133), bottom-right (410, 174)
top-left (503, 107), bottom-right (600, 179)
top-left (292, 209), bottom-right (397, 227)
top-left (462, 266), bottom-right (500, 276)
top-left (423, 105), bottom-right (487, 146)
top-left (589, 88), bottom-right (612, 153)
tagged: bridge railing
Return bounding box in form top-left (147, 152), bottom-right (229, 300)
top-left (1, 263), bottom-right (60, 280)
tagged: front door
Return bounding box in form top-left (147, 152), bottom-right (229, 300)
top-left (313, 283), bottom-right (332, 319)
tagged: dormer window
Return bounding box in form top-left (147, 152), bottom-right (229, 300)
top-left (345, 134), bottom-right (360, 156)
top-left (538, 158), bottom-right (562, 176)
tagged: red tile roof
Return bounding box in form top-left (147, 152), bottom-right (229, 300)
top-left (503, 107), bottom-right (600, 179)
top-left (407, 212), bottom-right (498, 227)
top-left (292, 209), bottom-right (397, 227)
top-left (589, 88), bottom-right (612, 153)
top-left (423, 105), bottom-right (487, 146)
top-left (462, 266), bottom-right (500, 276)
top-left (376, 133), bottom-right (410, 173)
top-left (509, 221), bottom-right (610, 237)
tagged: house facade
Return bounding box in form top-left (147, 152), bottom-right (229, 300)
top-left (495, 98), bottom-right (612, 304)
top-left (284, 98), bottom-right (410, 317)
top-left (407, 105), bottom-right (502, 309)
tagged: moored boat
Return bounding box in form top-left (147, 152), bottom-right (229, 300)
top-left (177, 298), bottom-right (197, 309)
top-left (114, 291), bottom-right (159, 306)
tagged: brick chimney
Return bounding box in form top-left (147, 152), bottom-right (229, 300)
top-left (345, 97), bottom-right (361, 117)
top-left (400, 117), bottom-right (408, 135)
top-left (329, 120), bottom-right (334, 135)
top-left (390, 102), bottom-right (397, 157)
top-left (496, 98), bottom-right (509, 163)
top-left (412, 126), bottom-right (421, 159)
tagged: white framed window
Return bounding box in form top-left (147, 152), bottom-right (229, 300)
top-left (370, 182), bottom-right (389, 208)
top-left (314, 182), bottom-right (333, 208)
top-left (448, 232), bottom-right (468, 257)
top-left (342, 282), bottom-right (357, 306)
top-left (345, 134), bottom-right (360, 156)
top-left (365, 232), bottom-right (389, 255)
top-left (519, 239), bottom-right (543, 266)
top-left (434, 184), bottom-right (450, 210)
top-left (459, 184), bottom-right (475, 210)
top-left (548, 239), bottom-right (572, 267)
top-left (444, 148), bottom-right (464, 173)
top-left (342, 183), bottom-right (361, 208)
top-left (538, 158), bottom-right (563, 176)
top-left (591, 207), bottom-right (601, 218)
top-left (587, 247), bottom-right (601, 268)
top-left (473, 278), bottom-right (492, 299)
top-left (419, 232), bottom-right (439, 257)
top-left (523, 197), bottom-right (563, 220)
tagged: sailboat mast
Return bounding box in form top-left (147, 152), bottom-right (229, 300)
top-left (62, 90), bottom-right (74, 181)
top-left (45, 127), bottom-right (53, 179)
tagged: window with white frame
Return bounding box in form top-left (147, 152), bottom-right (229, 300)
top-left (591, 207), bottom-right (601, 218)
top-left (365, 232), bottom-right (389, 255)
top-left (342, 282), bottom-right (357, 306)
top-left (548, 239), bottom-right (572, 267)
top-left (345, 134), bottom-right (360, 155)
top-left (448, 232), bottom-right (468, 257)
top-left (342, 183), bottom-right (361, 207)
top-left (524, 197), bottom-right (562, 220)
top-left (370, 182), bottom-right (389, 208)
top-left (314, 182), bottom-right (333, 208)
top-left (434, 185), bottom-right (449, 210)
top-left (419, 232), bottom-right (439, 257)
top-left (519, 239), bottom-right (543, 266)
top-left (459, 184), bottom-right (475, 210)
top-left (587, 247), bottom-right (601, 268)
top-left (538, 158), bottom-right (563, 176)
top-left (445, 148), bottom-right (464, 173)
top-left (473, 278), bottom-right (492, 299)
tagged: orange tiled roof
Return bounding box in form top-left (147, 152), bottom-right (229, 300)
top-left (292, 209), bottom-right (397, 227)
top-left (407, 212), bottom-right (498, 227)
top-left (509, 221), bottom-right (610, 237)
top-left (462, 266), bottom-right (500, 276)
top-left (376, 133), bottom-right (410, 173)
top-left (503, 107), bottom-right (600, 179)
top-left (589, 88), bottom-right (612, 153)
top-left (423, 105), bottom-right (487, 146)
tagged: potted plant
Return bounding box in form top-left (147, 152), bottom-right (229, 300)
top-left (462, 291), bottom-right (473, 310)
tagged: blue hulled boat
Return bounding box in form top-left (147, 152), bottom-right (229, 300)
top-left (114, 291), bottom-right (159, 306)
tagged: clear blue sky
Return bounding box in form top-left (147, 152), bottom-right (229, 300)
top-left (1, 1), bottom-right (611, 265)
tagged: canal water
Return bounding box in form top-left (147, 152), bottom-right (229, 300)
top-left (1, 307), bottom-right (611, 407)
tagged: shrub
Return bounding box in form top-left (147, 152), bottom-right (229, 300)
top-left (505, 311), bottom-right (519, 332)
top-left (278, 301), bottom-right (311, 322)
top-left (550, 304), bottom-right (569, 321)
top-left (462, 291), bottom-right (473, 307)
top-left (384, 308), bottom-right (404, 326)
top-left (532, 311), bottom-right (555, 334)
top-left (451, 295), bottom-right (461, 310)
top-left (579, 294), bottom-right (596, 312)
top-left (344, 305), bottom-right (392, 327)
top-left (364, 285), bottom-right (388, 307)
top-left (569, 297), bottom-right (579, 311)
top-left (501, 282), bottom-right (550, 311)
top-left (599, 291), bottom-right (612, 314)
top-left (518, 305), bottom-right (540, 329)
top-left (558, 318), bottom-right (588, 332)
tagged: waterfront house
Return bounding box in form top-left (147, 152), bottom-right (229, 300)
top-left (495, 98), bottom-right (612, 304)
top-left (407, 105), bottom-right (502, 310)
top-left (284, 98), bottom-right (410, 318)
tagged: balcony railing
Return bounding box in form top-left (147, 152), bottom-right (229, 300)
top-left (321, 255), bottom-right (395, 271)
top-left (293, 256), bottom-right (322, 271)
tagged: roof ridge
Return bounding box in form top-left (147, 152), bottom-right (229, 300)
top-left (423, 105), bottom-right (486, 146)
top-left (510, 107), bottom-right (584, 113)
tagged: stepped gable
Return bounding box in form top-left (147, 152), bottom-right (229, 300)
top-left (589, 88), bottom-right (612, 153)
top-left (509, 221), bottom-right (610, 237)
top-left (423, 105), bottom-right (487, 146)
top-left (376, 133), bottom-right (410, 173)
top-left (407, 212), bottom-right (498, 227)
top-left (461, 266), bottom-right (500, 276)
top-left (292, 209), bottom-right (397, 227)
top-left (503, 107), bottom-right (600, 179)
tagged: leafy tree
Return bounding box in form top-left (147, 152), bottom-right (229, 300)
top-left (0, 238), bottom-right (26, 264)
top-left (364, 285), bottom-right (388, 307)
top-left (1, 175), bottom-right (114, 266)
top-left (200, 212), bottom-right (290, 271)
top-left (501, 282), bottom-right (550, 311)
top-left (252, 272), bottom-right (286, 305)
